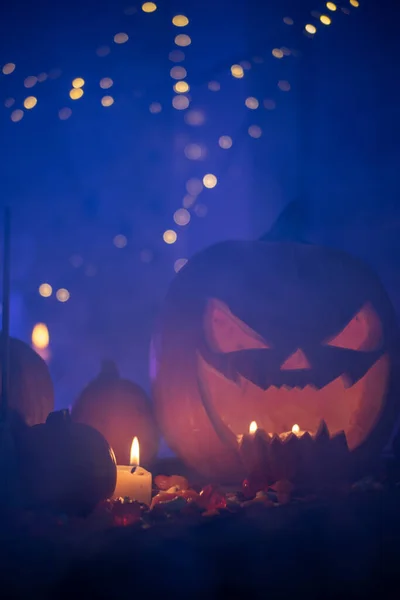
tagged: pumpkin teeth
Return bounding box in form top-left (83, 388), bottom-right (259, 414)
top-left (341, 374), bottom-right (353, 389)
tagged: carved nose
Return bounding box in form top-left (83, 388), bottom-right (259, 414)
top-left (280, 348), bottom-right (311, 371)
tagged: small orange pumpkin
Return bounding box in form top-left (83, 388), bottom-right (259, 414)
top-left (0, 335), bottom-right (54, 426)
top-left (72, 361), bottom-right (159, 466)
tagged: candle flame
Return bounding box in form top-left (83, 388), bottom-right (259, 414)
top-left (249, 421), bottom-right (258, 434)
top-left (130, 437), bottom-right (140, 466)
top-left (292, 424), bottom-right (300, 435)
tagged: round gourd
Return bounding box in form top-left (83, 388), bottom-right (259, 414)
top-left (152, 240), bottom-right (399, 482)
top-left (20, 410), bottom-right (117, 516)
top-left (0, 335), bottom-right (54, 426)
top-left (72, 361), bottom-right (159, 466)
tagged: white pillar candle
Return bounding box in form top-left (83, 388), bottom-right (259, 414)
top-left (112, 437), bottom-right (152, 505)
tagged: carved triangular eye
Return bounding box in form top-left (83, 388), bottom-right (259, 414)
top-left (324, 303), bottom-right (383, 352)
top-left (204, 298), bottom-right (271, 353)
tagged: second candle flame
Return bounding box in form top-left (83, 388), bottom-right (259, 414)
top-left (249, 421), bottom-right (258, 434)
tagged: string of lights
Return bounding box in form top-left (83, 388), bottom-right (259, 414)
top-left (0, 1), bottom-right (361, 356)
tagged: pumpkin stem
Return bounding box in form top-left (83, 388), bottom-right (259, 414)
top-left (46, 409), bottom-right (71, 425)
top-left (259, 200), bottom-right (309, 243)
top-left (99, 360), bottom-right (120, 380)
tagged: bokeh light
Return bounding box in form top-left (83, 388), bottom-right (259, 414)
top-left (69, 88), bottom-right (84, 100)
top-left (184, 109), bottom-right (205, 125)
top-left (186, 178), bottom-right (203, 195)
top-left (37, 72), bottom-right (48, 82)
top-left (24, 76), bottom-right (37, 88)
top-left (350, 0), bottom-right (359, 6)
top-left (174, 258), bottom-right (188, 273)
top-left (100, 77), bottom-right (113, 89)
top-left (56, 288), bottom-right (70, 302)
top-left (59, 107), bottom-right (72, 120)
top-left (283, 17), bottom-right (294, 25)
top-left (97, 46), bottom-right (110, 57)
top-left (170, 66), bottom-right (187, 80)
top-left (184, 143), bottom-right (205, 160)
top-left (208, 81), bottom-right (220, 91)
top-left (163, 230), bottom-right (177, 244)
top-left (263, 99), bottom-right (276, 110)
top-left (248, 125), bottom-right (262, 138)
top-left (326, 2), bottom-right (337, 10)
top-left (10, 109), bottom-right (24, 122)
top-left (24, 96), bottom-right (37, 109)
top-left (183, 195), bottom-right (196, 208)
top-left (278, 80), bottom-right (291, 91)
top-left (172, 15), bottom-right (189, 27)
top-left (175, 34), bottom-right (191, 47)
top-left (173, 208), bottom-right (191, 226)
top-left (174, 81), bottom-right (189, 93)
top-left (245, 97), bottom-right (259, 109)
top-left (203, 173), bottom-right (217, 189)
top-left (194, 204), bottom-right (208, 217)
top-left (305, 24), bottom-right (317, 34)
top-left (231, 64), bottom-right (244, 78)
top-left (4, 98), bottom-right (15, 108)
top-left (70, 255), bottom-right (83, 268)
top-left (142, 2), bottom-right (157, 12)
top-left (172, 95), bottom-right (190, 110)
top-left (39, 283), bottom-right (52, 298)
top-left (101, 95), bottom-right (114, 107)
top-left (72, 77), bottom-right (85, 88)
top-left (169, 50), bottom-right (185, 62)
top-left (219, 135), bottom-right (233, 149)
top-left (149, 102), bottom-right (162, 113)
top-left (113, 234), bottom-right (127, 248)
top-left (320, 15), bottom-right (332, 25)
top-left (2, 63), bottom-right (15, 75)
top-left (114, 32), bottom-right (129, 44)
top-left (32, 323), bottom-right (49, 350)
top-left (272, 48), bottom-right (284, 59)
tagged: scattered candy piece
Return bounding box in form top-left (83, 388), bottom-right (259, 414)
top-left (198, 485), bottom-right (227, 511)
top-left (112, 500), bottom-right (142, 526)
top-left (154, 475), bottom-right (171, 490)
top-left (151, 491), bottom-right (179, 509)
top-left (270, 480), bottom-right (294, 504)
top-left (152, 495), bottom-right (187, 513)
top-left (242, 472), bottom-right (268, 499)
top-left (154, 474), bottom-right (189, 491)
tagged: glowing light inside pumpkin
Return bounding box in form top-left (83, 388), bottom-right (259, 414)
top-left (130, 436), bottom-right (140, 466)
top-left (292, 424), bottom-right (300, 435)
top-left (32, 323), bottom-right (49, 349)
top-left (249, 421), bottom-right (258, 434)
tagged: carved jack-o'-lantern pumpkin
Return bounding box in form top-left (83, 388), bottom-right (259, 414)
top-left (152, 241), bottom-right (399, 482)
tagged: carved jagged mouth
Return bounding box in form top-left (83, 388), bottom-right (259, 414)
top-left (197, 353), bottom-right (390, 451)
